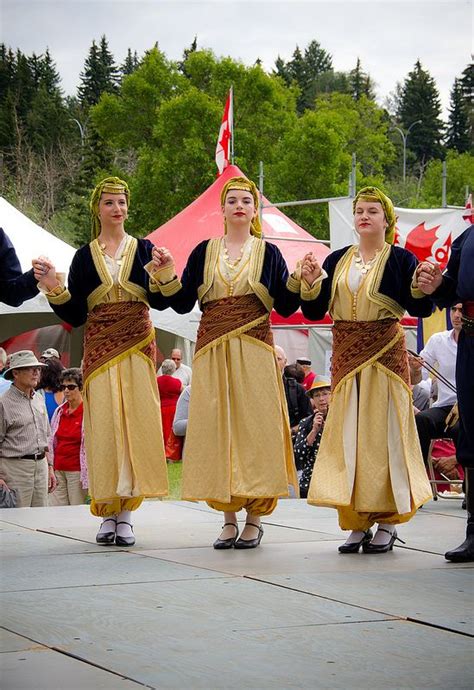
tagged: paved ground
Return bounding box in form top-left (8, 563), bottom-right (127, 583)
top-left (1, 499), bottom-right (473, 690)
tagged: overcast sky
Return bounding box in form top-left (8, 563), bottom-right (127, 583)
top-left (2, 0), bottom-right (473, 117)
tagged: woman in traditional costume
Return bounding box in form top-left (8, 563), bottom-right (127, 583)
top-left (151, 176), bottom-right (300, 549)
top-left (34, 177), bottom-right (169, 546)
top-left (300, 187), bottom-right (433, 553)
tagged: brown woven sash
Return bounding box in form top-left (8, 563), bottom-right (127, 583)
top-left (331, 318), bottom-right (409, 391)
top-left (195, 294), bottom-right (273, 354)
top-left (83, 302), bottom-right (156, 385)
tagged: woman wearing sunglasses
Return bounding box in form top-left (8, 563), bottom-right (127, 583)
top-left (48, 368), bottom-right (88, 506)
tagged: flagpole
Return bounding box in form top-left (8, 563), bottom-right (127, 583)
top-left (230, 86), bottom-right (234, 165)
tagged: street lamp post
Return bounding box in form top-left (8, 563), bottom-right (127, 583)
top-left (70, 118), bottom-right (85, 147)
top-left (392, 120), bottom-right (422, 183)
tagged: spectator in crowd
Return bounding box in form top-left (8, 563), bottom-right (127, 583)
top-left (0, 227), bottom-right (40, 306)
top-left (170, 348), bottom-right (192, 386)
top-left (0, 349), bottom-right (10, 395)
top-left (37, 357), bottom-right (65, 421)
top-left (41, 348), bottom-right (63, 366)
top-left (0, 350), bottom-right (57, 506)
top-left (173, 385), bottom-right (191, 438)
top-left (0, 348), bottom-right (7, 376)
top-left (296, 357), bottom-right (316, 391)
top-left (157, 359), bottom-right (183, 460)
top-left (409, 303), bottom-right (461, 462)
top-left (48, 367), bottom-right (87, 506)
top-left (294, 377), bottom-right (331, 498)
top-left (275, 346), bottom-right (312, 436)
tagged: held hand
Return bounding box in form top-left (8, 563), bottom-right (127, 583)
top-left (152, 246), bottom-right (174, 271)
top-left (301, 252), bottom-right (322, 285)
top-left (416, 261), bottom-right (443, 295)
top-left (32, 256), bottom-right (59, 291)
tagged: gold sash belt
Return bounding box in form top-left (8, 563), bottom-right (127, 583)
top-left (83, 302), bottom-right (156, 386)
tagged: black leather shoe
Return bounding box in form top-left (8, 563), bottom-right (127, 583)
top-left (445, 534), bottom-right (474, 562)
top-left (115, 521), bottom-right (135, 547)
top-left (362, 528), bottom-right (406, 554)
top-left (213, 522), bottom-right (239, 549)
top-left (96, 517), bottom-right (116, 545)
top-left (338, 529), bottom-right (373, 554)
top-left (234, 523), bottom-right (264, 549)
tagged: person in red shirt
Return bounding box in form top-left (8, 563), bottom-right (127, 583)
top-left (48, 368), bottom-right (87, 505)
top-left (157, 359), bottom-right (183, 461)
top-left (296, 358), bottom-right (316, 391)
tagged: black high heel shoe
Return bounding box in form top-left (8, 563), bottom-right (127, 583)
top-left (234, 523), bottom-right (264, 549)
top-left (338, 529), bottom-right (373, 554)
top-left (213, 523), bottom-right (239, 550)
top-left (362, 528), bottom-right (406, 554)
top-left (96, 517), bottom-right (117, 545)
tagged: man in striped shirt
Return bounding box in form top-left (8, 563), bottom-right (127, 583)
top-left (0, 350), bottom-right (57, 507)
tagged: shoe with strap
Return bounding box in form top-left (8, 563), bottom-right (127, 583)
top-left (115, 521), bottom-right (135, 547)
top-left (213, 523), bottom-right (239, 550)
top-left (362, 528), bottom-right (406, 554)
top-left (234, 523), bottom-right (264, 549)
top-left (96, 517), bottom-right (117, 545)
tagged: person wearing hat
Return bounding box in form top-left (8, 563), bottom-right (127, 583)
top-left (33, 177), bottom-right (171, 546)
top-left (293, 377), bottom-right (331, 498)
top-left (0, 350), bottom-right (57, 507)
top-left (296, 357), bottom-right (316, 392)
top-left (150, 176), bottom-right (301, 549)
top-left (299, 187), bottom-right (433, 553)
top-left (41, 348), bottom-right (61, 361)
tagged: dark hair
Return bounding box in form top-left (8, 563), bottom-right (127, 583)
top-left (38, 358), bottom-right (64, 392)
top-left (60, 367), bottom-right (83, 390)
top-left (284, 363), bottom-right (305, 383)
top-left (293, 363), bottom-right (306, 384)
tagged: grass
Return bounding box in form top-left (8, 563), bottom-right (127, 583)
top-left (166, 461), bottom-right (183, 500)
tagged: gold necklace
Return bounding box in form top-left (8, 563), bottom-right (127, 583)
top-left (354, 249), bottom-right (380, 275)
top-left (220, 237), bottom-right (254, 296)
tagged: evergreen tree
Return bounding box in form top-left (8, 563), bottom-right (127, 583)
top-left (304, 40), bottom-right (332, 77)
top-left (398, 60), bottom-right (444, 167)
top-left (179, 36), bottom-right (198, 76)
top-left (40, 48), bottom-right (62, 95)
top-left (121, 48), bottom-right (139, 77)
top-left (273, 55), bottom-right (290, 85)
top-left (349, 58), bottom-right (375, 101)
top-left (78, 36), bottom-right (118, 107)
top-left (446, 78), bottom-right (470, 153)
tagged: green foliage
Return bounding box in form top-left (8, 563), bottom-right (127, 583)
top-left (2, 36), bottom-right (468, 248)
top-left (93, 47), bottom-right (185, 150)
top-left (419, 151), bottom-right (474, 207)
top-left (268, 94), bottom-right (394, 238)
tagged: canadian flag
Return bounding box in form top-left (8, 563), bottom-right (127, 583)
top-left (215, 88), bottom-right (233, 175)
top-left (462, 193), bottom-right (474, 225)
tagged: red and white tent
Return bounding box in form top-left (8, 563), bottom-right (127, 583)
top-left (146, 164), bottom-right (330, 330)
